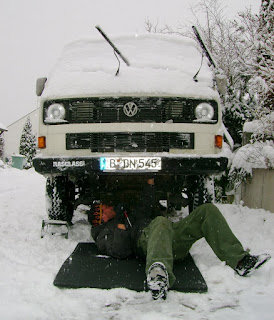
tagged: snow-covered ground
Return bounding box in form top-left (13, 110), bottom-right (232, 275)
top-left (0, 167), bottom-right (273, 320)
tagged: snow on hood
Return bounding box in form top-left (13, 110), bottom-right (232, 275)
top-left (42, 33), bottom-right (218, 100)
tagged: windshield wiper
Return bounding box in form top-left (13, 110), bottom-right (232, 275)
top-left (192, 26), bottom-right (216, 82)
top-left (95, 25), bottom-right (130, 76)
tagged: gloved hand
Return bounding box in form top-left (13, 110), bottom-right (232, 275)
top-left (88, 206), bottom-right (102, 226)
top-left (115, 203), bottom-right (126, 224)
top-left (147, 176), bottom-right (155, 186)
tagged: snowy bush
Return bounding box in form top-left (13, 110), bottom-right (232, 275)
top-left (249, 111), bottom-right (274, 143)
top-left (228, 112), bottom-right (274, 193)
top-left (0, 159), bottom-right (5, 168)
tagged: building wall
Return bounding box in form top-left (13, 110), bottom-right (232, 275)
top-left (4, 109), bottom-right (39, 158)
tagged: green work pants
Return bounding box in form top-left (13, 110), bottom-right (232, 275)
top-left (137, 203), bottom-right (247, 287)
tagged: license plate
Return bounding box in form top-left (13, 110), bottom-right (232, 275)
top-left (100, 157), bottom-right (161, 171)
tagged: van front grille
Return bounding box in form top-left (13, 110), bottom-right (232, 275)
top-left (44, 97), bottom-right (218, 124)
top-left (66, 132), bottom-right (194, 152)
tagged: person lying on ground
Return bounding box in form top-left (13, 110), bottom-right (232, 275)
top-left (91, 178), bottom-right (271, 300)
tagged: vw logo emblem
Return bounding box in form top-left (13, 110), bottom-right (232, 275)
top-left (123, 102), bottom-right (138, 117)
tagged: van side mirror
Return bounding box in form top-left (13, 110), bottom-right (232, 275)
top-left (36, 77), bottom-right (47, 96)
top-left (215, 75), bottom-right (227, 95)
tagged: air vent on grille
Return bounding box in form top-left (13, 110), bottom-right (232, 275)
top-left (66, 132), bottom-right (194, 152)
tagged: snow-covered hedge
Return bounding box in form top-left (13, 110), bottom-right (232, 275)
top-left (228, 112), bottom-right (274, 191)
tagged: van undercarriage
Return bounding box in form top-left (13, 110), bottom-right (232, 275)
top-left (33, 155), bottom-right (227, 222)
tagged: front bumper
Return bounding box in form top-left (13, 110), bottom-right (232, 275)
top-left (33, 155), bottom-right (228, 176)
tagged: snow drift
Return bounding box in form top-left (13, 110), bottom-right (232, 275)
top-left (0, 167), bottom-right (273, 319)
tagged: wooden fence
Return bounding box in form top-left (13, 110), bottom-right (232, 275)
top-left (241, 169), bottom-right (274, 213)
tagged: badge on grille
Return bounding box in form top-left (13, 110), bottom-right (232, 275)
top-left (123, 102), bottom-right (138, 117)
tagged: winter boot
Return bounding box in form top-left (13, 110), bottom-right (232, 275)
top-left (235, 253), bottom-right (271, 277)
top-left (147, 262), bottom-right (169, 300)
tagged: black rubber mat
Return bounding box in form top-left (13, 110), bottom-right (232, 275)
top-left (54, 242), bottom-right (207, 293)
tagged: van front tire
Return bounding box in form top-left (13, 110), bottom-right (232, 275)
top-left (45, 176), bottom-right (74, 223)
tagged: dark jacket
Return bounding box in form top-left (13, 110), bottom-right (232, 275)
top-left (91, 184), bottom-right (160, 259)
top-left (91, 217), bottom-right (133, 259)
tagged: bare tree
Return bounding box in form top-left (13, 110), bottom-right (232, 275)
top-left (144, 18), bottom-right (176, 34)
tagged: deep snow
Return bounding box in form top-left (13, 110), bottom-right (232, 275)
top-left (0, 167), bottom-right (273, 320)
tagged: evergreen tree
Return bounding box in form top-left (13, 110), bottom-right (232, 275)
top-left (19, 117), bottom-right (36, 169)
top-left (0, 134), bottom-right (4, 159)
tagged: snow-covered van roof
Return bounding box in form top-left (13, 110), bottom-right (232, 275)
top-left (42, 33), bottom-right (218, 100)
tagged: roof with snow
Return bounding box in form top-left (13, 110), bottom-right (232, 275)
top-left (42, 33), bottom-right (218, 100)
top-left (0, 123), bottom-right (8, 132)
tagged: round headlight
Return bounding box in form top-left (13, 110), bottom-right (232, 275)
top-left (195, 103), bottom-right (214, 121)
top-left (47, 103), bottom-right (66, 120)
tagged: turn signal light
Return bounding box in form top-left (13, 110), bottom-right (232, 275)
top-left (38, 136), bottom-right (46, 149)
top-left (215, 135), bottom-right (223, 149)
